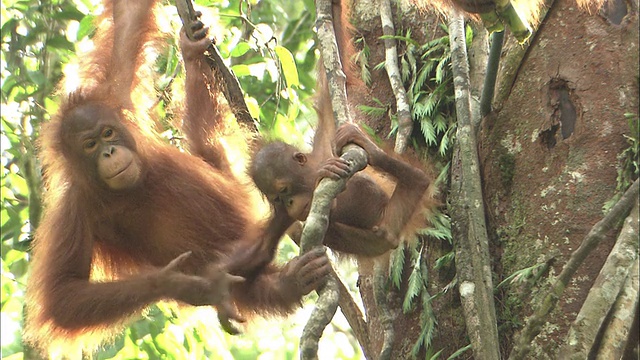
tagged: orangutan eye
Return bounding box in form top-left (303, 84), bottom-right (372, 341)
top-left (84, 140), bottom-right (97, 152)
top-left (103, 128), bottom-right (114, 139)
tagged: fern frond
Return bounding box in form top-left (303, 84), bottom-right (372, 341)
top-left (420, 118), bottom-right (437, 146)
top-left (402, 266), bottom-right (423, 312)
top-left (358, 104), bottom-right (387, 117)
top-left (389, 241), bottom-right (406, 289)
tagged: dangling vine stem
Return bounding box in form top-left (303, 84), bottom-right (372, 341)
top-left (298, 0), bottom-right (370, 358)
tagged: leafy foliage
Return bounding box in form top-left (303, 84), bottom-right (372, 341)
top-left (496, 262), bottom-right (548, 289)
top-left (2, 1), bottom-right (85, 357)
top-left (203, 0), bottom-right (319, 145)
top-left (405, 25), bottom-right (458, 158)
top-left (383, 24), bottom-right (463, 358)
top-left (604, 112), bottom-right (639, 212)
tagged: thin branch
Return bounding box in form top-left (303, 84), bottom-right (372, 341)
top-left (480, 31), bottom-right (504, 117)
top-left (298, 0), bottom-right (370, 358)
top-left (373, 260), bottom-right (394, 360)
top-left (379, 0), bottom-right (412, 154)
top-left (467, 22), bottom-right (489, 130)
top-left (493, 0), bottom-right (532, 43)
top-left (596, 258), bottom-right (639, 360)
top-left (509, 179), bottom-right (640, 360)
top-left (558, 199), bottom-right (638, 358)
top-left (314, 0), bottom-right (354, 127)
top-left (175, 0), bottom-right (257, 132)
top-left (299, 147), bottom-right (367, 359)
top-left (448, 11), bottom-right (502, 360)
top-left (336, 273), bottom-right (373, 360)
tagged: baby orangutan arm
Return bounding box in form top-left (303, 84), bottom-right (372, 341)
top-left (332, 123), bottom-right (431, 249)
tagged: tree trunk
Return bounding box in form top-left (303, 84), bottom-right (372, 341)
top-left (345, 0), bottom-right (639, 358)
top-left (479, 0), bottom-right (639, 357)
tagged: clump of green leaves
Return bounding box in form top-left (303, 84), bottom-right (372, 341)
top-left (361, 25), bottom-right (460, 159)
top-left (405, 27), bottom-right (456, 158)
top-left (388, 210), bottom-right (453, 357)
top-left (398, 25), bottom-right (460, 158)
top-left (604, 113), bottom-right (639, 212)
top-left (379, 24), bottom-right (465, 358)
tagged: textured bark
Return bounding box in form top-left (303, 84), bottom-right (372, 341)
top-left (596, 259), bottom-right (639, 360)
top-left (379, 0), bottom-right (413, 154)
top-left (509, 180), bottom-right (639, 359)
top-left (468, 22), bottom-right (489, 128)
top-left (558, 200), bottom-right (639, 359)
top-left (298, 145), bottom-right (368, 359)
top-left (336, 276), bottom-right (373, 359)
top-left (480, 1), bottom-right (638, 356)
top-left (494, 0), bottom-right (555, 110)
top-left (448, 11), bottom-right (502, 360)
top-left (299, 0), bottom-right (369, 358)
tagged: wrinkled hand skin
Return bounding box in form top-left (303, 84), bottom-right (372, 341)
top-left (157, 252), bottom-right (245, 333)
top-left (334, 123), bottom-right (384, 166)
top-left (317, 157), bottom-right (351, 181)
top-left (279, 248), bottom-right (332, 298)
top-left (179, 12), bottom-right (211, 61)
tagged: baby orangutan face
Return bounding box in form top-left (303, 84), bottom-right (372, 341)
top-left (251, 142), bottom-right (316, 220)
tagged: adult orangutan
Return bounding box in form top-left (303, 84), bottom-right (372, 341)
top-left (24, 0), bottom-right (330, 355)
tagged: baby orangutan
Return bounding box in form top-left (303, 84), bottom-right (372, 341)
top-left (228, 0), bottom-right (432, 272)
top-left (249, 122), bottom-right (432, 259)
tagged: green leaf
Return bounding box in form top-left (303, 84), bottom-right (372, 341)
top-left (358, 104), bottom-right (387, 117)
top-left (0, 18), bottom-right (18, 40)
top-left (435, 59), bottom-right (447, 84)
top-left (420, 118), bottom-right (437, 146)
top-left (52, 7), bottom-right (85, 22)
top-left (244, 96), bottom-right (261, 120)
top-left (77, 14), bottom-right (96, 40)
top-left (465, 24), bottom-right (474, 47)
top-left (378, 34), bottom-right (420, 47)
top-left (231, 64), bottom-right (251, 77)
top-left (230, 42), bottom-right (252, 58)
top-left (389, 242), bottom-right (406, 289)
top-left (438, 131), bottom-right (450, 157)
top-left (284, 87), bottom-right (300, 123)
top-left (402, 266), bottom-right (422, 313)
top-left (1, 75), bottom-right (19, 99)
top-left (47, 35), bottom-right (75, 51)
top-left (26, 71), bottom-right (45, 86)
top-left (401, 56), bottom-right (410, 83)
top-left (274, 45), bottom-right (299, 87)
top-left (447, 344), bottom-right (472, 359)
top-left (434, 251), bottom-right (455, 270)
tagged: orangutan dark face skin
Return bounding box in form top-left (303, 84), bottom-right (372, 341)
top-left (65, 103), bottom-right (142, 190)
top-left (251, 142), bottom-right (315, 221)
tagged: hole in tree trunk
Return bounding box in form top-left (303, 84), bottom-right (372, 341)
top-left (601, 0), bottom-right (628, 25)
